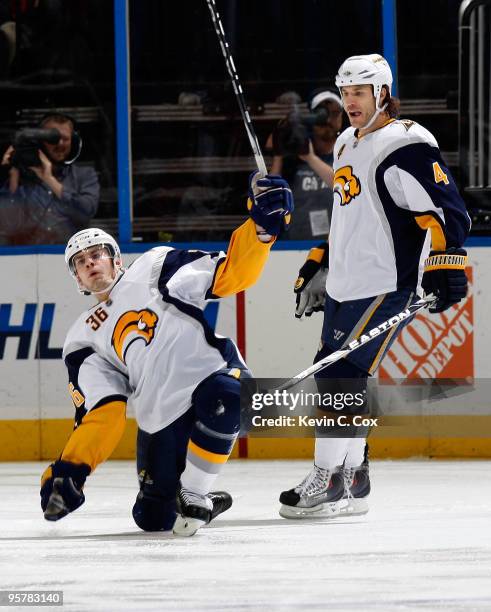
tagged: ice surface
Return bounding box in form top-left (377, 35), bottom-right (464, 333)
top-left (1, 460), bottom-right (491, 611)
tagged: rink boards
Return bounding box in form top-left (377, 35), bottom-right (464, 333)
top-left (0, 245), bottom-right (490, 460)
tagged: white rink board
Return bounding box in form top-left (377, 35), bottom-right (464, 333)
top-left (0, 247), bottom-right (490, 420)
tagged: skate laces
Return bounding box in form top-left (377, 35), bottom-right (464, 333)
top-left (342, 467), bottom-right (356, 498)
top-left (180, 488), bottom-right (213, 511)
top-left (298, 465), bottom-right (331, 496)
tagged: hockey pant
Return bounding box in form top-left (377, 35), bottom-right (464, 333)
top-left (132, 371), bottom-right (241, 531)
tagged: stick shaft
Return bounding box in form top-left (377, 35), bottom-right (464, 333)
top-left (278, 295), bottom-right (436, 392)
top-left (205, 0), bottom-right (267, 176)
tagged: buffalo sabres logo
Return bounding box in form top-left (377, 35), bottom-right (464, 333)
top-left (111, 309), bottom-right (158, 364)
top-left (333, 165), bottom-right (361, 206)
top-left (294, 277), bottom-right (305, 291)
top-left (399, 119), bottom-right (415, 132)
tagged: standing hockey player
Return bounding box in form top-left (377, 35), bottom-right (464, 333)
top-left (40, 172), bottom-right (293, 536)
top-left (279, 53), bottom-right (470, 518)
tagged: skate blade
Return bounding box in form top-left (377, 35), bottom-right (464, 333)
top-left (173, 515), bottom-right (207, 537)
top-left (279, 500), bottom-right (341, 520)
top-left (339, 497), bottom-right (369, 516)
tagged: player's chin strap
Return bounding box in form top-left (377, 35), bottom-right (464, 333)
top-left (360, 101), bottom-right (388, 131)
top-left (79, 267), bottom-right (125, 297)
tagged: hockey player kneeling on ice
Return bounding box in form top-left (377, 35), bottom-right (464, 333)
top-left (280, 53), bottom-right (470, 520)
top-left (40, 171), bottom-right (293, 536)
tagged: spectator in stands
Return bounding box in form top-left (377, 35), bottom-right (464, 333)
top-left (267, 89), bottom-right (343, 240)
top-left (0, 113), bottom-right (99, 245)
top-left (0, 0), bottom-right (15, 78)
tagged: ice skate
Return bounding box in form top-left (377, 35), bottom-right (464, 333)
top-left (279, 466), bottom-right (345, 519)
top-left (340, 464), bottom-right (370, 516)
top-left (173, 487), bottom-right (232, 536)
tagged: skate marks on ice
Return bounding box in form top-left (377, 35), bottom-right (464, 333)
top-left (0, 531), bottom-right (174, 542)
top-left (2, 460), bottom-right (491, 611)
top-left (0, 516), bottom-right (365, 542)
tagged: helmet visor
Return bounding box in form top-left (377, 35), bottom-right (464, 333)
top-left (71, 245), bottom-right (113, 274)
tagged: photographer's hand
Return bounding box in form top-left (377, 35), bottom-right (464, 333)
top-left (1, 145), bottom-right (14, 166)
top-left (298, 141), bottom-right (334, 187)
top-left (297, 140), bottom-right (316, 163)
top-left (269, 155), bottom-right (283, 175)
top-left (2, 146), bottom-right (20, 193)
top-left (30, 150), bottom-right (63, 198)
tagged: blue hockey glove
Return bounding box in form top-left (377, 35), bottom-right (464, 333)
top-left (294, 242), bottom-right (329, 318)
top-left (247, 172), bottom-right (294, 237)
top-left (421, 247), bottom-right (468, 313)
top-left (40, 460), bottom-right (91, 521)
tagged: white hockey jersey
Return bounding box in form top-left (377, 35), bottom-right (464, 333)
top-left (63, 220), bottom-right (272, 433)
top-left (326, 119), bottom-right (471, 302)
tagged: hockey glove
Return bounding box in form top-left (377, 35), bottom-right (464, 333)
top-left (294, 242), bottom-right (329, 318)
top-left (40, 460), bottom-right (91, 521)
top-left (421, 247), bottom-right (468, 313)
top-left (247, 171), bottom-right (294, 237)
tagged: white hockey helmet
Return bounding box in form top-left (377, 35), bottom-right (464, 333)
top-left (65, 227), bottom-right (123, 294)
top-left (335, 53), bottom-right (393, 109)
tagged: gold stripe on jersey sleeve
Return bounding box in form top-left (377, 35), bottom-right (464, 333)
top-left (308, 246), bottom-right (326, 264)
top-left (415, 214), bottom-right (447, 251)
top-left (41, 464), bottom-right (53, 488)
top-left (211, 218), bottom-right (274, 298)
top-left (188, 440), bottom-right (230, 464)
top-left (61, 400), bottom-right (127, 471)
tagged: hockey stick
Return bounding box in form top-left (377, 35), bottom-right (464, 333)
top-left (278, 295), bottom-right (437, 392)
top-left (205, 0), bottom-right (268, 176)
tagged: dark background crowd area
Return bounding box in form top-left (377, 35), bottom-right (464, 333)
top-left (0, 0), bottom-right (486, 244)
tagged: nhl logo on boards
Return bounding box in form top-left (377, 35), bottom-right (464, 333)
top-left (379, 269), bottom-right (474, 381)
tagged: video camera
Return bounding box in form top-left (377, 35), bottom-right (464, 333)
top-left (10, 128), bottom-right (61, 171)
top-left (273, 108), bottom-right (330, 157)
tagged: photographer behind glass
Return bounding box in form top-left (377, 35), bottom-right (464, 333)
top-left (0, 113), bottom-right (99, 245)
top-left (268, 90), bottom-right (343, 240)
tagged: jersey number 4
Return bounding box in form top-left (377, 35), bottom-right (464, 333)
top-left (432, 162), bottom-right (449, 185)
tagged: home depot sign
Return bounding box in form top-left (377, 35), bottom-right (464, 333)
top-left (379, 271), bottom-right (474, 381)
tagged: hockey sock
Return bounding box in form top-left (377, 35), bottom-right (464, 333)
top-left (181, 373), bottom-right (240, 495)
top-left (181, 428), bottom-right (237, 495)
top-left (181, 461), bottom-right (221, 496)
top-left (344, 437), bottom-right (366, 468)
top-left (314, 437), bottom-right (349, 470)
